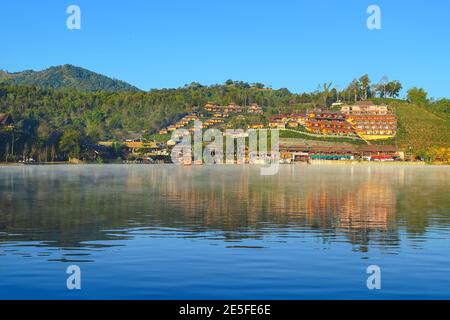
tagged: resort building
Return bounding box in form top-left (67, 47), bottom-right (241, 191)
top-left (268, 121), bottom-right (286, 129)
top-left (268, 114), bottom-right (308, 129)
top-left (280, 144), bottom-right (399, 161)
top-left (247, 103), bottom-right (263, 114)
top-left (341, 101), bottom-right (389, 115)
top-left (281, 145), bottom-right (357, 161)
top-left (268, 115), bottom-right (289, 128)
top-left (289, 114), bottom-right (308, 125)
top-left (204, 118), bottom-right (225, 127)
top-left (347, 114), bottom-right (397, 138)
top-left (305, 109), bottom-right (356, 136)
top-left (213, 112), bottom-right (229, 118)
top-left (203, 103), bottom-right (217, 112)
top-left (224, 103), bottom-right (244, 113)
top-left (308, 109), bottom-right (347, 120)
top-left (358, 145), bottom-right (399, 160)
top-left (306, 119), bottom-right (356, 136)
top-left (158, 113), bottom-right (202, 135)
top-left (204, 103), bottom-right (244, 113)
top-left (183, 114), bottom-right (200, 121)
top-left (248, 123), bottom-right (264, 129)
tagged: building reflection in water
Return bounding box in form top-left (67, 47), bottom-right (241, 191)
top-left (2, 165), bottom-right (450, 254)
top-left (137, 165), bottom-right (400, 249)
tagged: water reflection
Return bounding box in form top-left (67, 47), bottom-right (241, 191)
top-left (1, 165), bottom-right (450, 257)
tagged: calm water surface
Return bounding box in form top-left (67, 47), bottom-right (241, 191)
top-left (0, 164), bottom-right (449, 299)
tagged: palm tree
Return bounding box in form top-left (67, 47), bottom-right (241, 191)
top-left (318, 82), bottom-right (333, 108)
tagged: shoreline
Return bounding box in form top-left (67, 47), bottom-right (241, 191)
top-left (1, 161), bottom-right (449, 167)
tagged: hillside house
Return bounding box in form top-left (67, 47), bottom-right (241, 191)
top-left (289, 114), bottom-right (307, 125)
top-left (248, 123), bottom-right (264, 129)
top-left (0, 113), bottom-right (14, 129)
top-left (268, 115), bottom-right (288, 128)
top-left (247, 103), bottom-right (263, 114)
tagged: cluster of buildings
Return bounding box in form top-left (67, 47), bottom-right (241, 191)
top-left (175, 143), bottom-right (402, 166)
top-left (0, 102), bottom-right (402, 165)
top-left (348, 114), bottom-right (397, 137)
top-left (281, 145), bottom-right (401, 163)
top-left (158, 103), bottom-right (265, 135)
top-left (267, 102), bottom-right (397, 140)
top-left (150, 101), bottom-right (400, 164)
top-left (159, 113), bottom-right (200, 134)
top-left (204, 103), bottom-right (263, 115)
top-left (268, 114), bottom-right (307, 129)
top-left (305, 109), bottom-right (357, 136)
top-left (341, 102), bottom-right (397, 139)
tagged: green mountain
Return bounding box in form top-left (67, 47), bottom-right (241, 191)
top-left (0, 65), bottom-right (141, 92)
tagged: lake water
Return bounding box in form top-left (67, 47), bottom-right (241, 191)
top-left (1, 164), bottom-right (449, 299)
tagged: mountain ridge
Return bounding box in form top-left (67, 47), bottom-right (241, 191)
top-left (0, 64), bottom-right (141, 92)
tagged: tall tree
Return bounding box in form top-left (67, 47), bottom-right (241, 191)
top-left (407, 87), bottom-right (428, 106)
top-left (359, 74), bottom-right (371, 100)
top-left (377, 76), bottom-right (389, 98)
top-left (59, 129), bottom-right (81, 159)
top-left (386, 80), bottom-right (402, 98)
top-left (347, 79), bottom-right (360, 102)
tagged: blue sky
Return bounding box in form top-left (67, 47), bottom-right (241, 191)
top-left (1, 0), bottom-right (449, 98)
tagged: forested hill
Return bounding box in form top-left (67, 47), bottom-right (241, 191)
top-left (0, 65), bottom-right (140, 92)
top-left (0, 81), bottom-right (301, 139)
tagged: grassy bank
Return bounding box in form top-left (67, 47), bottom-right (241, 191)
top-left (393, 101), bottom-right (450, 152)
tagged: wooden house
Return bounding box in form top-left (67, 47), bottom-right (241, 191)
top-left (0, 113), bottom-right (14, 129)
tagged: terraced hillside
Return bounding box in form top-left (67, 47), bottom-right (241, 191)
top-left (393, 102), bottom-right (450, 152)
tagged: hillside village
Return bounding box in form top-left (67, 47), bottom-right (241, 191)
top-left (90, 101), bottom-right (403, 164)
top-left (1, 67), bottom-right (450, 165)
top-left (5, 98), bottom-right (447, 165)
top-left (2, 96), bottom-right (450, 165)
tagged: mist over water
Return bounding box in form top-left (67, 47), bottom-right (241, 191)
top-left (1, 165), bottom-right (450, 299)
